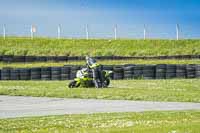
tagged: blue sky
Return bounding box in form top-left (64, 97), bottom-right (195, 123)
top-left (0, 0), bottom-right (200, 39)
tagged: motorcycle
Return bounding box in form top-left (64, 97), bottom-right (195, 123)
top-left (68, 57), bottom-right (113, 88)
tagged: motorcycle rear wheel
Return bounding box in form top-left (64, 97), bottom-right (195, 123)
top-left (68, 81), bottom-right (80, 88)
top-left (103, 79), bottom-right (110, 87)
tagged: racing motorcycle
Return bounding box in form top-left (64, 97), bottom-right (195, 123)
top-left (68, 57), bottom-right (112, 88)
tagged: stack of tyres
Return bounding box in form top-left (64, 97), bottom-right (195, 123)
top-left (61, 66), bottom-right (71, 80)
top-left (51, 67), bottom-right (61, 80)
top-left (36, 56), bottom-right (47, 62)
top-left (31, 68), bottom-right (41, 80)
top-left (102, 65), bottom-right (113, 70)
top-left (186, 64), bottom-right (196, 79)
top-left (113, 66), bottom-right (124, 80)
top-left (19, 68), bottom-right (30, 80)
top-left (77, 56), bottom-right (85, 61)
top-left (195, 65), bottom-right (200, 78)
top-left (123, 65), bottom-right (134, 79)
top-left (25, 56), bottom-right (36, 62)
top-left (102, 65), bottom-right (113, 79)
top-left (176, 65), bottom-right (186, 79)
top-left (57, 56), bottom-right (68, 62)
top-left (2, 55), bottom-right (13, 63)
top-left (133, 65), bottom-right (143, 79)
top-left (70, 66), bottom-right (80, 80)
top-left (166, 65), bottom-right (176, 79)
top-left (156, 64), bottom-right (166, 79)
top-left (142, 65), bottom-right (156, 79)
top-left (46, 56), bottom-right (57, 62)
top-left (1, 68), bottom-right (12, 80)
top-left (41, 67), bottom-right (51, 80)
top-left (10, 69), bottom-right (20, 80)
top-left (68, 56), bottom-right (78, 61)
top-left (13, 56), bottom-right (25, 63)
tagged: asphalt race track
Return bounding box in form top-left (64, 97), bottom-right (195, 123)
top-left (0, 96), bottom-right (200, 119)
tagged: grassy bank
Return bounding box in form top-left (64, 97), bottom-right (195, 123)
top-left (0, 111), bottom-right (199, 133)
top-left (0, 80), bottom-right (200, 102)
top-left (0, 59), bottom-right (200, 68)
top-left (0, 37), bottom-right (200, 56)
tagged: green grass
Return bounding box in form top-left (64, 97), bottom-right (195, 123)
top-left (1, 59), bottom-right (200, 68)
top-left (0, 80), bottom-right (200, 102)
top-left (1, 37), bottom-right (200, 56)
top-left (0, 111), bottom-right (199, 133)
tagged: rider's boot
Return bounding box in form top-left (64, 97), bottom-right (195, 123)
top-left (94, 80), bottom-right (99, 88)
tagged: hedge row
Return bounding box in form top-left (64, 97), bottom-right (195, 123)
top-left (0, 64), bottom-right (200, 80)
top-left (1, 55), bottom-right (200, 63)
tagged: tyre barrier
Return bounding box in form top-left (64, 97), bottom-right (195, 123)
top-left (61, 66), bottom-right (71, 80)
top-left (166, 65), bottom-right (176, 79)
top-left (31, 68), bottom-right (41, 80)
top-left (113, 66), bottom-right (124, 80)
top-left (156, 64), bottom-right (166, 79)
top-left (1, 68), bottom-right (12, 80)
top-left (196, 65), bottom-right (200, 78)
top-left (143, 65), bottom-right (155, 79)
top-left (176, 65), bottom-right (186, 79)
top-left (10, 69), bottom-right (20, 80)
top-left (51, 67), bottom-right (61, 80)
top-left (41, 67), bottom-right (51, 80)
top-left (133, 65), bottom-right (143, 79)
top-left (186, 64), bottom-right (196, 79)
top-left (1, 55), bottom-right (200, 63)
top-left (1, 64), bottom-right (200, 80)
top-left (19, 68), bottom-right (30, 80)
top-left (124, 65), bottom-right (134, 79)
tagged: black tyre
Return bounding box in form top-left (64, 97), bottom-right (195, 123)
top-left (10, 69), bottom-right (20, 80)
top-left (186, 64), bottom-right (196, 79)
top-left (68, 81), bottom-right (80, 88)
top-left (19, 68), bottom-right (31, 80)
top-left (31, 68), bottom-right (41, 80)
top-left (25, 56), bottom-right (36, 62)
top-left (51, 67), bottom-right (61, 80)
top-left (103, 79), bottom-right (110, 87)
top-left (156, 64), bottom-right (166, 79)
top-left (195, 65), bottom-right (200, 78)
top-left (13, 56), bottom-right (25, 62)
top-left (1, 68), bottom-right (12, 80)
top-left (41, 67), bottom-right (51, 80)
top-left (103, 65), bottom-right (113, 71)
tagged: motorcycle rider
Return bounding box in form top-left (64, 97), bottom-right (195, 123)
top-left (85, 56), bottom-right (103, 88)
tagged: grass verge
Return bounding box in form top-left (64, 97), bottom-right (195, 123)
top-left (1, 59), bottom-right (200, 68)
top-left (0, 80), bottom-right (200, 102)
top-left (0, 111), bottom-right (199, 133)
top-left (1, 37), bottom-right (200, 56)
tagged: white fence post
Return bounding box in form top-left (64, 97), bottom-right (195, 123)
top-left (57, 24), bottom-right (61, 39)
top-left (176, 24), bottom-right (180, 40)
top-left (31, 25), bottom-right (33, 39)
top-left (114, 24), bottom-right (117, 40)
top-left (144, 25), bottom-right (146, 40)
top-left (85, 24), bottom-right (89, 40)
top-left (3, 24), bottom-right (6, 40)
top-left (31, 25), bottom-right (37, 39)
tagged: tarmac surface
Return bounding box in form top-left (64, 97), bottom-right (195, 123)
top-left (0, 95), bottom-right (200, 118)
